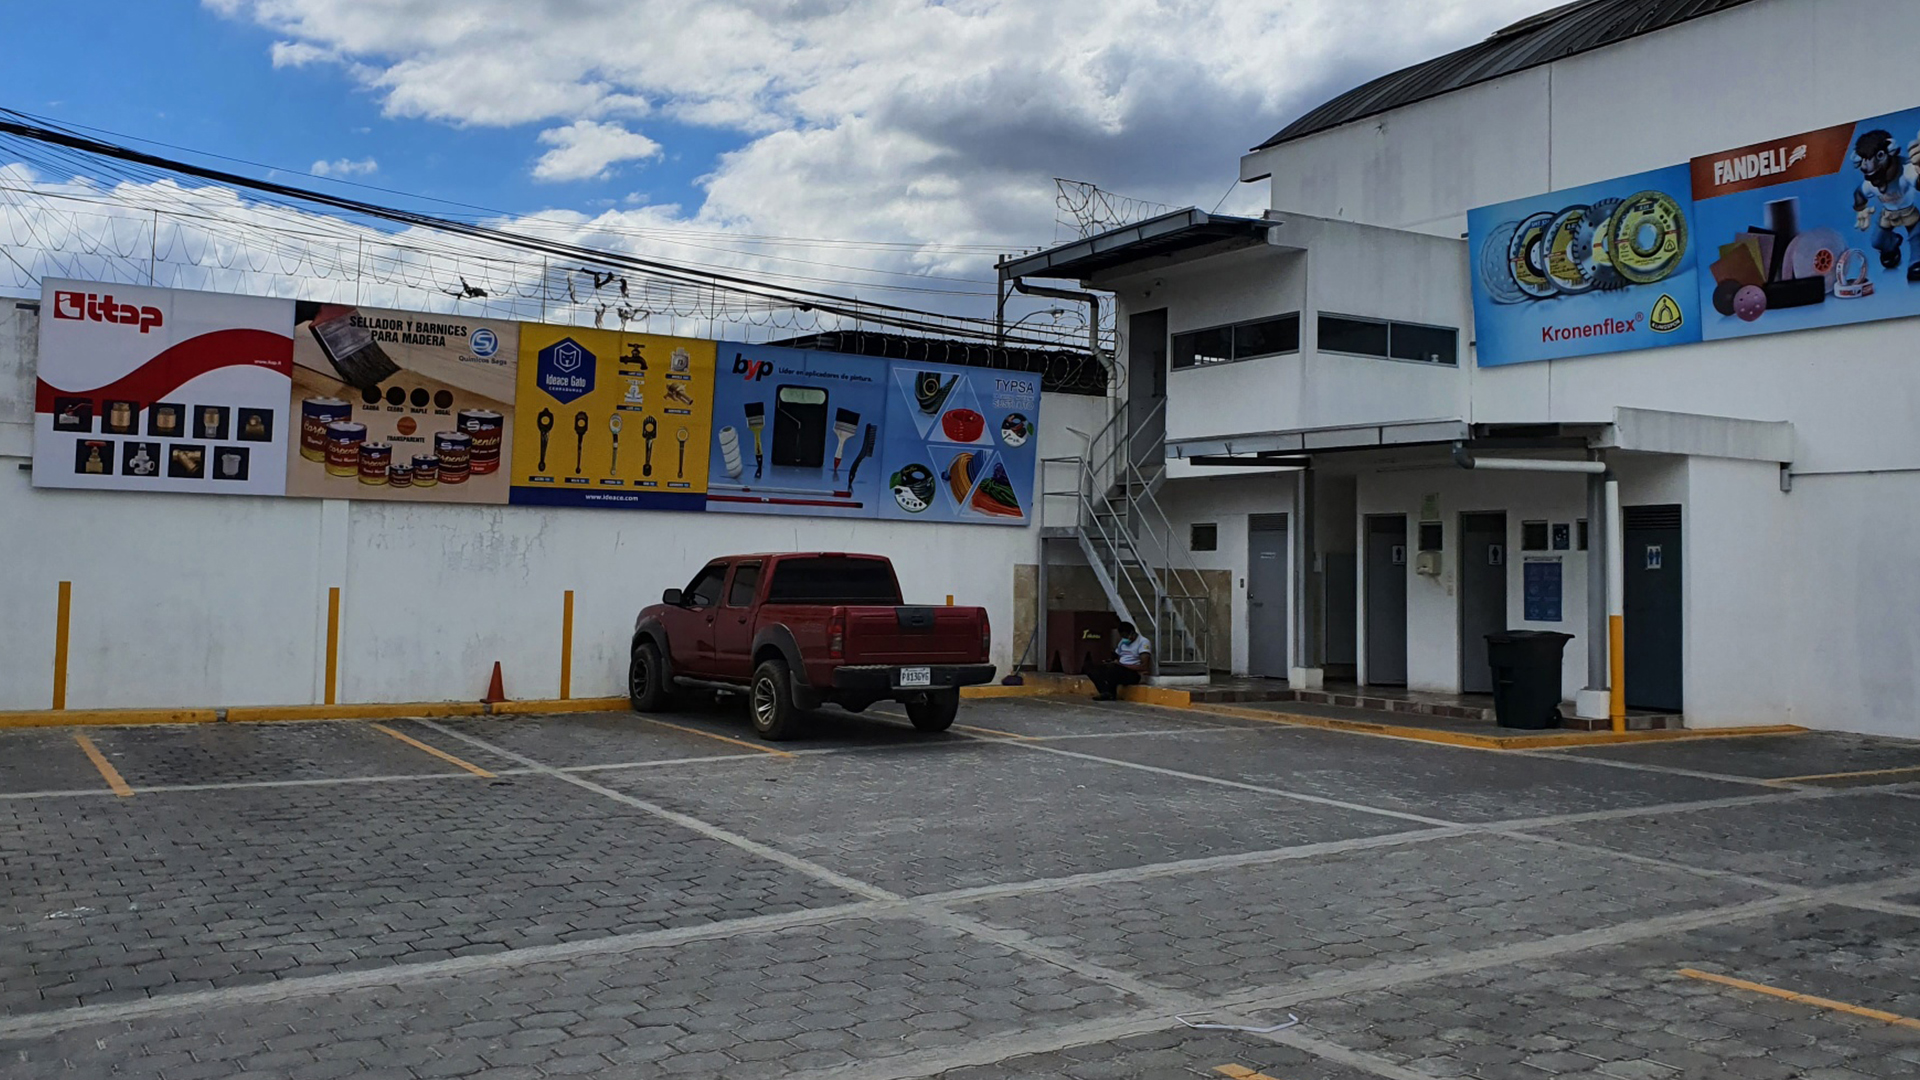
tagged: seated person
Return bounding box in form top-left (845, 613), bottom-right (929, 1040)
top-left (1088, 622), bottom-right (1151, 701)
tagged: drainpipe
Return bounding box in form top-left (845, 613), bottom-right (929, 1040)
top-left (1013, 280), bottom-right (1104, 686)
top-left (1453, 444), bottom-right (1623, 734)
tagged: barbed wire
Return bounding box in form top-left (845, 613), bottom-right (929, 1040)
top-left (1054, 177), bottom-right (1173, 242)
top-left (0, 115), bottom-right (1117, 391)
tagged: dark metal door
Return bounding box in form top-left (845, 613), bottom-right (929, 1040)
top-left (1247, 516), bottom-right (1289, 678)
top-left (1624, 505), bottom-right (1684, 711)
top-left (1366, 515), bottom-right (1409, 686)
top-left (1127, 309), bottom-right (1167, 471)
top-left (1458, 512), bottom-right (1507, 694)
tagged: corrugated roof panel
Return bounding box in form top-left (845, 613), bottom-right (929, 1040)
top-left (1255, 0), bottom-right (1757, 151)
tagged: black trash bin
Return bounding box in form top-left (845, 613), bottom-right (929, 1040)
top-left (1485, 630), bottom-right (1574, 730)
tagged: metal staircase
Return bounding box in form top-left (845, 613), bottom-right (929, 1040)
top-left (1041, 399), bottom-right (1213, 676)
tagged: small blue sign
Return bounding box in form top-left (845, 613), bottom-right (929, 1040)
top-left (536, 336), bottom-right (595, 404)
top-left (471, 327), bottom-right (499, 358)
top-left (1524, 559), bottom-right (1563, 622)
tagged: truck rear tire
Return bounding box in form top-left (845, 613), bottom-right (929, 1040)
top-left (750, 659), bottom-right (802, 741)
top-left (629, 640), bottom-right (672, 713)
top-left (905, 690), bottom-right (960, 733)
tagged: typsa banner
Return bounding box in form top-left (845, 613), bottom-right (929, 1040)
top-left (1690, 108), bottom-right (1920, 340)
top-left (1469, 165), bottom-right (1701, 366)
top-left (32, 280), bottom-right (293, 495)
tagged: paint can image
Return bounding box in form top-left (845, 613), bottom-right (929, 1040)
top-left (412, 454), bottom-right (440, 487)
top-left (324, 421), bottom-right (368, 477)
top-left (436, 430), bottom-right (472, 485)
top-left (301, 397), bottom-right (353, 462)
top-left (358, 442), bottom-right (392, 486)
top-left (458, 408), bottom-right (505, 474)
top-left (387, 462), bottom-right (413, 489)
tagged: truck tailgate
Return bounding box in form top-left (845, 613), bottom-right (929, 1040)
top-left (843, 606), bottom-right (986, 665)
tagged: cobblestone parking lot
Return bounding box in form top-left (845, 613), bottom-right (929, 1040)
top-left (6, 696), bottom-right (1920, 1079)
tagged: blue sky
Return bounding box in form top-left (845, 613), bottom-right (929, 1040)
top-left (0, 3), bottom-right (737, 219)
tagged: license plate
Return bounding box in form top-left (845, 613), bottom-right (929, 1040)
top-left (898, 666), bottom-right (932, 688)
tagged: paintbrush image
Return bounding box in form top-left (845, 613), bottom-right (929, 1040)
top-left (309, 306), bottom-right (400, 390)
top-left (845, 423), bottom-right (877, 486)
top-left (831, 408), bottom-right (860, 477)
top-left (744, 402), bottom-right (766, 479)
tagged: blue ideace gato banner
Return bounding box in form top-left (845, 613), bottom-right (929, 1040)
top-left (1468, 164), bottom-right (1701, 366)
top-left (1690, 110), bottom-right (1920, 340)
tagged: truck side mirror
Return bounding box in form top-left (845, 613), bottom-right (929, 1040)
top-left (662, 588), bottom-right (683, 606)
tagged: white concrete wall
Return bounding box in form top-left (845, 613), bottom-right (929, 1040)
top-left (1152, 471), bottom-right (1298, 675)
top-left (0, 304), bottom-right (1085, 711)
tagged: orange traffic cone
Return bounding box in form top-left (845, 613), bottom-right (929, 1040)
top-left (483, 661), bottom-right (506, 704)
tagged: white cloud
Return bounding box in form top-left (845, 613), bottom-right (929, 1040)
top-left (205, 0), bottom-right (1559, 279)
top-left (310, 157), bottom-right (379, 177)
top-left (533, 120), bottom-right (662, 182)
top-left (270, 39), bottom-right (334, 67)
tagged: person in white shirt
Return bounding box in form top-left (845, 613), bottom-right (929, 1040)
top-left (1089, 622), bottom-right (1151, 701)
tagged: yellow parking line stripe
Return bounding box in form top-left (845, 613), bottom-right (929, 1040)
top-left (73, 735), bottom-right (132, 797)
top-left (1679, 968), bottom-right (1920, 1030)
top-left (1768, 764), bottom-right (1920, 784)
top-left (1214, 1066), bottom-right (1284, 1080)
top-left (633, 716), bottom-right (792, 757)
top-left (368, 723), bottom-right (497, 778)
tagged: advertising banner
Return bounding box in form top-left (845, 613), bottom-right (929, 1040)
top-left (1691, 111), bottom-right (1920, 340)
top-left (506, 325), bottom-right (715, 510)
top-left (285, 303), bottom-right (518, 503)
top-left (705, 344), bottom-right (889, 517)
top-left (877, 363), bottom-right (1038, 525)
top-left (1468, 165), bottom-right (1701, 366)
top-left (33, 279), bottom-right (293, 495)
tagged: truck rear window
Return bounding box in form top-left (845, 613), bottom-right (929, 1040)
top-left (764, 558), bottom-right (902, 604)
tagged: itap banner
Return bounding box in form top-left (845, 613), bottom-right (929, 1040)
top-left (1691, 109), bottom-right (1920, 340)
top-left (33, 280), bottom-right (293, 495)
top-left (1468, 164), bottom-right (1701, 366)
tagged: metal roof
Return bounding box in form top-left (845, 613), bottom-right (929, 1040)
top-left (995, 208), bottom-right (1272, 283)
top-left (1253, 0), bottom-right (1758, 152)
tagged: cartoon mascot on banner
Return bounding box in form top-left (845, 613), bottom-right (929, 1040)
top-left (1853, 128), bottom-right (1920, 280)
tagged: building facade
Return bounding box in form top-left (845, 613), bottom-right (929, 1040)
top-left (1006, 0), bottom-right (1920, 737)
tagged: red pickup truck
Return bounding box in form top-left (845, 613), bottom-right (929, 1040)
top-left (629, 553), bottom-right (995, 739)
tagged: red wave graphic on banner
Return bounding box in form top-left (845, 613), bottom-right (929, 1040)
top-left (35, 329), bottom-right (292, 411)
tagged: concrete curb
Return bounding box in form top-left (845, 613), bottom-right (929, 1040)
top-left (0, 697), bottom-right (632, 729)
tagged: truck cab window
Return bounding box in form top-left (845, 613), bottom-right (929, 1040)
top-left (727, 562), bottom-right (762, 608)
top-left (684, 563), bottom-right (727, 609)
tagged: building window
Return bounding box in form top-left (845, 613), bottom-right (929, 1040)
top-left (1172, 314), bottom-right (1300, 369)
top-left (1190, 523), bottom-right (1218, 551)
top-left (1521, 521), bottom-right (1550, 551)
top-left (1318, 313), bottom-right (1458, 366)
top-left (1578, 519), bottom-right (1590, 551)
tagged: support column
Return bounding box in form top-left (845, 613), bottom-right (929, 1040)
top-left (1290, 468), bottom-right (1323, 690)
top-left (1606, 478), bottom-right (1626, 732)
top-left (1576, 470), bottom-right (1611, 720)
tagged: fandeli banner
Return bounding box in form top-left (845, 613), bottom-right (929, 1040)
top-left (1690, 109), bottom-right (1920, 339)
top-left (1468, 165), bottom-right (1701, 366)
top-left (286, 303), bottom-right (518, 504)
top-left (32, 280), bottom-right (293, 495)
top-left (506, 326), bottom-right (716, 510)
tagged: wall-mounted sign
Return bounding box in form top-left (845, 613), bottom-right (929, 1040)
top-left (1524, 558), bottom-right (1563, 622)
top-left (33, 280), bottom-right (292, 495)
top-left (1469, 165), bottom-right (1702, 366)
top-left (30, 279), bottom-right (1042, 527)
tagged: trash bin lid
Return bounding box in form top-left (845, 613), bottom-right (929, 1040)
top-left (1486, 630), bottom-right (1575, 644)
